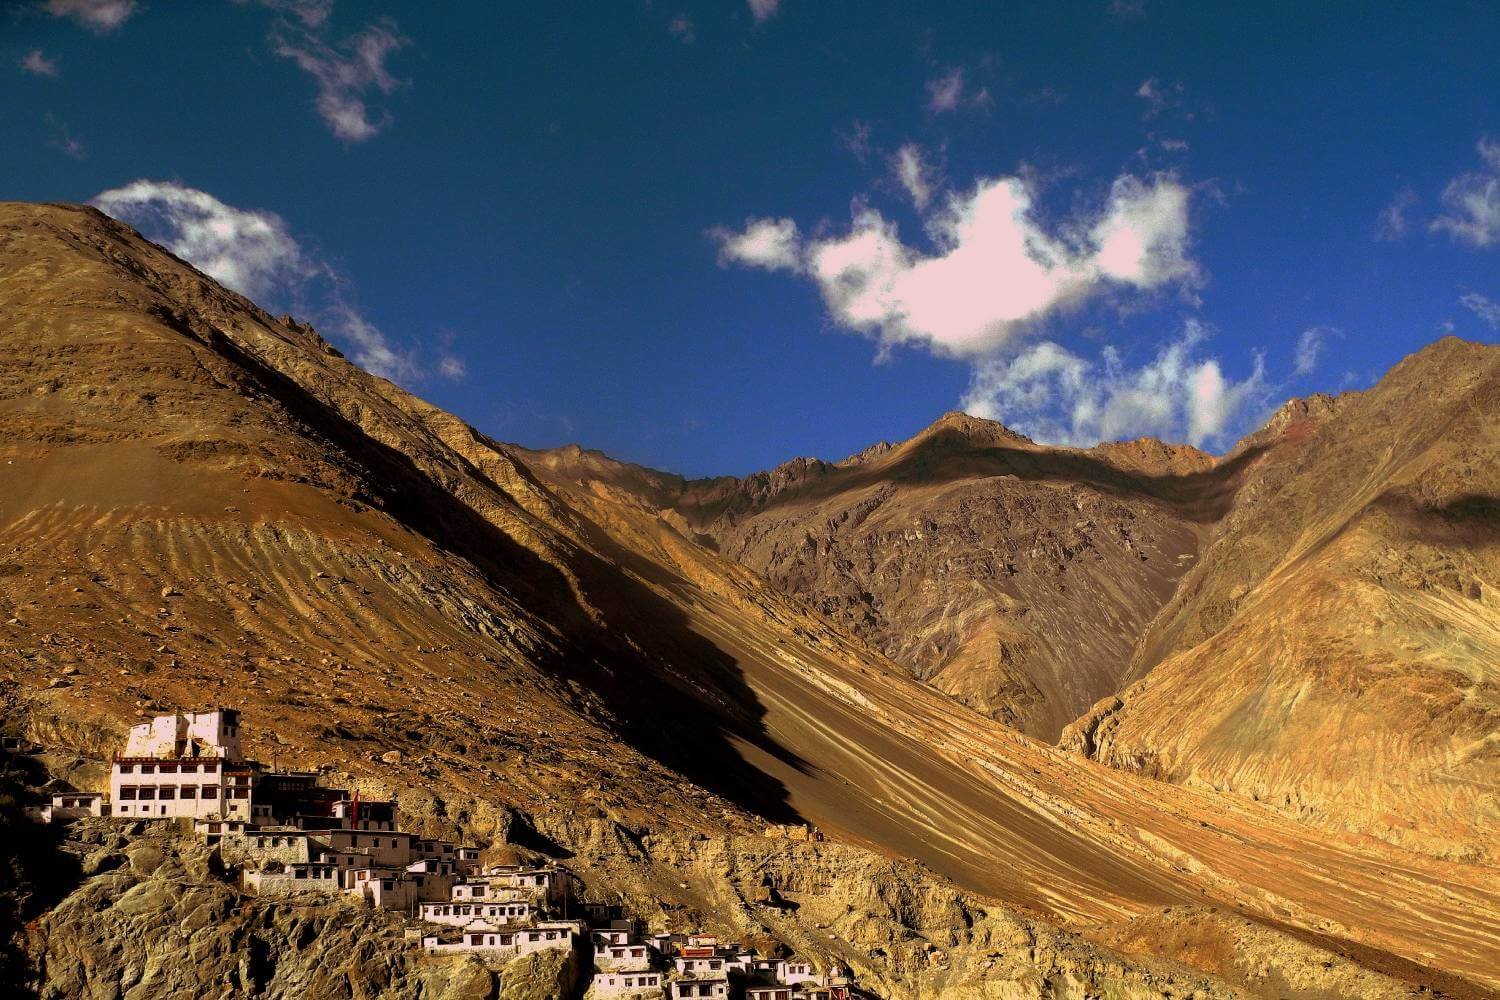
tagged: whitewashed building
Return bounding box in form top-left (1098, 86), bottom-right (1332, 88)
top-left (421, 925), bottom-right (574, 958)
top-left (667, 979), bottom-right (727, 999)
top-left (48, 791), bottom-right (107, 819)
top-left (591, 970), bottom-right (664, 995)
top-left (418, 900), bottom-right (531, 927)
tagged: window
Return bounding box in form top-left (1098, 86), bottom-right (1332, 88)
top-left (140, 764), bottom-right (155, 774)
top-left (118, 764), bottom-right (134, 774)
top-left (181, 786), bottom-right (196, 798)
top-left (203, 762), bottom-right (218, 773)
top-left (159, 763), bottom-right (177, 773)
top-left (139, 787), bottom-right (156, 800)
top-left (118, 786), bottom-right (138, 800)
top-left (202, 786), bottom-right (218, 798)
top-left (180, 763), bottom-right (197, 774)
top-left (159, 786), bottom-right (176, 800)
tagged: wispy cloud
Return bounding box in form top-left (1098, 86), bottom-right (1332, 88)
top-left (1108, 0), bottom-right (1149, 20)
top-left (1374, 187), bottom-right (1418, 241)
top-left (713, 171), bottom-right (1197, 358)
top-left (90, 180), bottom-right (460, 383)
top-left (747, 0), bottom-right (780, 23)
top-left (45, 113), bottom-right (84, 159)
top-left (1431, 136), bottom-right (1500, 249)
top-left (1461, 291), bottom-right (1500, 329)
top-left (1135, 77), bottom-right (1191, 122)
top-left (960, 322), bottom-right (1268, 449)
top-left (835, 119), bottom-right (874, 162)
top-left (235, 0), bottom-right (332, 27)
top-left (1293, 325), bottom-right (1336, 375)
top-left (667, 13), bottom-right (695, 43)
top-left (892, 143), bottom-right (938, 210)
top-left (41, 0), bottom-right (138, 33)
top-left (926, 67), bottom-right (989, 114)
top-left (267, 14), bottom-right (409, 142)
top-left (20, 49), bottom-right (59, 77)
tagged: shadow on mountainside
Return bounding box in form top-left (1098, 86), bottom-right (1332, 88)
top-left (676, 427), bottom-right (1269, 527)
top-left (0, 735), bottom-right (82, 998)
top-left (175, 316), bottom-right (808, 826)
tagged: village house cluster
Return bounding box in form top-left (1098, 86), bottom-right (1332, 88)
top-left (25, 709), bottom-right (865, 999)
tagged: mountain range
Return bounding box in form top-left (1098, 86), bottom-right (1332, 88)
top-left (2, 201), bottom-right (1497, 998)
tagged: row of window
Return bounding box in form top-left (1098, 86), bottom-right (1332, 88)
top-left (116, 761), bottom-right (221, 774)
top-left (117, 784), bottom-right (220, 800)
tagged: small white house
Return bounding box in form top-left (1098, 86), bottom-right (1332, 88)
top-left (595, 941), bottom-right (652, 971)
top-left (591, 970), bottom-right (664, 995)
top-left (48, 791), bottom-right (107, 819)
top-left (668, 979), bottom-right (727, 999)
top-left (673, 956), bottom-right (726, 977)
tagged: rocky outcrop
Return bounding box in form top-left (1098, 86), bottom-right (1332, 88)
top-left (28, 822), bottom-right (578, 1000)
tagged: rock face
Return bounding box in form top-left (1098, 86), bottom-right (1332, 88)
top-left (615, 414), bottom-right (1221, 740)
top-left (2, 202), bottom-right (1499, 996)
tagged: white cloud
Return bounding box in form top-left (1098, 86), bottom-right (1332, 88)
top-left (1431, 137), bottom-right (1500, 249)
top-left (90, 180), bottom-right (451, 382)
top-left (1293, 325), bottom-right (1334, 375)
top-left (270, 18), bottom-right (408, 142)
top-left (20, 49), bottom-right (59, 76)
top-left (714, 171), bottom-right (1196, 359)
top-left (92, 180), bottom-right (315, 300)
top-left (1461, 291), bottom-right (1500, 329)
top-left (42, 0), bottom-right (138, 32)
top-left (667, 13), bottom-right (695, 42)
top-left (1374, 187), bottom-right (1418, 241)
top-left (747, 0), bottom-right (779, 23)
top-left (711, 217), bottom-right (801, 270)
top-left (960, 322), bottom-right (1267, 448)
top-left (892, 143), bottom-right (937, 210)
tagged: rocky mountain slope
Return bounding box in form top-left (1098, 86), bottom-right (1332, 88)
top-left (1063, 338), bottom-right (1500, 860)
top-left (2, 202), bottom-right (1498, 997)
top-left (521, 340), bottom-right (1499, 864)
top-left (519, 415), bottom-right (1225, 741)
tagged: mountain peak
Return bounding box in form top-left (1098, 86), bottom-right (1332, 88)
top-left (916, 410), bottom-right (1036, 447)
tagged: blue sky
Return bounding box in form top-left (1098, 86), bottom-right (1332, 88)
top-left (4, 0), bottom-right (1497, 476)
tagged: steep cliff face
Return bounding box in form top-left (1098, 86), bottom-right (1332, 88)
top-left (3, 202), bottom-right (1499, 997)
top-left (1063, 338), bottom-right (1500, 859)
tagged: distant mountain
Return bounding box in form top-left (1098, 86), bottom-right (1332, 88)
top-left (523, 338), bottom-right (1500, 865)
top-left (3, 202), bottom-right (1497, 997)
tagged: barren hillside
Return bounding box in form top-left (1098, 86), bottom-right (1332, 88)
top-left (1064, 338), bottom-right (1500, 859)
top-left (2, 202), bottom-right (1498, 996)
